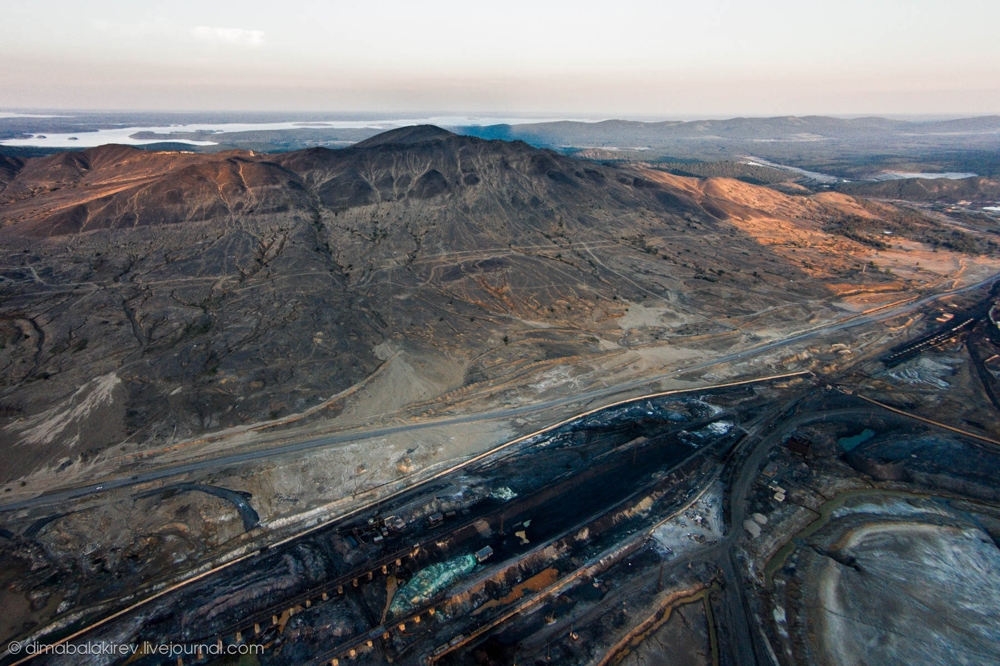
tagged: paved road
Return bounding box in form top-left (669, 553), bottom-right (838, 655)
top-left (711, 393), bottom-right (817, 666)
top-left (2, 272), bottom-right (996, 514)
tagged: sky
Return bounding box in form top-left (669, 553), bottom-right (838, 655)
top-left (1, 0), bottom-right (999, 116)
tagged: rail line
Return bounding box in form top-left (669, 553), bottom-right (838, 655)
top-left (423, 467), bottom-right (726, 664)
top-left (851, 392), bottom-right (1000, 448)
top-left (7, 372), bottom-right (807, 666)
top-left (313, 435), bottom-right (724, 665)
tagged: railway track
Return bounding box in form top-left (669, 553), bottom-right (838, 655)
top-left (880, 316), bottom-right (978, 367)
top-left (6, 374), bottom-right (808, 666)
top-left (204, 420), bottom-right (735, 665)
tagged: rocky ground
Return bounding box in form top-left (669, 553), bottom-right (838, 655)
top-left (2, 126), bottom-right (996, 488)
top-left (2, 127), bottom-right (1000, 663)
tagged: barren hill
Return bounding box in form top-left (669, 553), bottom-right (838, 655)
top-left (835, 176), bottom-right (1000, 202)
top-left (0, 127), bottom-right (994, 481)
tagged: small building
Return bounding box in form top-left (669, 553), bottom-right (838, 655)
top-left (475, 546), bottom-right (494, 563)
top-left (428, 512), bottom-right (444, 526)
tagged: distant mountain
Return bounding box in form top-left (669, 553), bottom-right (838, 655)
top-left (458, 116), bottom-right (1000, 177)
top-left (0, 126), bottom-right (984, 479)
top-left (352, 124), bottom-right (457, 148)
top-left (460, 115), bottom-right (1000, 147)
top-left (5, 115), bottom-right (1000, 178)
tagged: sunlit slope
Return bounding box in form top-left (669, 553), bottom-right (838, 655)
top-left (0, 127), bottom-right (993, 479)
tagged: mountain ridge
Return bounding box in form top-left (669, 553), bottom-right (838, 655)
top-left (0, 126), bottom-right (995, 482)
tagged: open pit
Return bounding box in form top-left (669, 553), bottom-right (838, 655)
top-left (815, 520), bottom-right (1000, 666)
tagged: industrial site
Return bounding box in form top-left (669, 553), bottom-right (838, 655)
top-left (4, 275), bottom-right (1000, 666)
top-left (2, 121), bottom-right (1000, 666)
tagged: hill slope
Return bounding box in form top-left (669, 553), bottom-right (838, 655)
top-left (0, 127), bottom-right (994, 480)
top-left (835, 176), bottom-right (1000, 202)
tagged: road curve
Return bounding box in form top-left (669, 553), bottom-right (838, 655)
top-left (3, 270), bottom-right (996, 514)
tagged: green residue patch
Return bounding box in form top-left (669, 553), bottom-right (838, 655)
top-left (388, 554), bottom-right (477, 617)
top-left (838, 428), bottom-right (875, 451)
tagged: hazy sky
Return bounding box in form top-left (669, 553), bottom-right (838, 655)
top-left (2, 0), bottom-right (999, 115)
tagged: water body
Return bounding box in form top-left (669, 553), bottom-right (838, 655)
top-left (838, 428), bottom-right (876, 451)
top-left (873, 171), bottom-right (978, 181)
top-left (0, 115), bottom-right (602, 148)
top-left (0, 112), bottom-right (70, 119)
top-left (742, 157), bottom-right (840, 183)
top-left (743, 158), bottom-right (979, 184)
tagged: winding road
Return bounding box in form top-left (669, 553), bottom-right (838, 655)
top-left (2, 270), bottom-right (995, 515)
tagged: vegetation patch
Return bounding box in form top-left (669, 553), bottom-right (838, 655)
top-left (824, 202), bottom-right (998, 255)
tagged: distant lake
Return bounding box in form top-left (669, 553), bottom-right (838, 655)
top-left (874, 171), bottom-right (978, 181)
top-left (743, 159), bottom-right (980, 184)
top-left (743, 157), bottom-right (840, 183)
top-left (0, 112), bottom-right (70, 119)
top-left (0, 115), bottom-right (601, 149)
